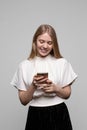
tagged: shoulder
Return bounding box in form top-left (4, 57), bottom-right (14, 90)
top-left (54, 57), bottom-right (68, 65)
top-left (48, 56), bottom-right (68, 67)
top-left (55, 58), bottom-right (73, 72)
top-left (18, 59), bottom-right (33, 69)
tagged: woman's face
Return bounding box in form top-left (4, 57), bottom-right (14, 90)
top-left (36, 33), bottom-right (53, 57)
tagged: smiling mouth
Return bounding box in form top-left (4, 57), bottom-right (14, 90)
top-left (40, 49), bottom-right (48, 53)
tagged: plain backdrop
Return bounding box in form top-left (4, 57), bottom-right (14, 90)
top-left (0, 0), bottom-right (87, 130)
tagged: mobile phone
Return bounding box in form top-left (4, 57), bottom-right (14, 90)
top-left (36, 73), bottom-right (48, 84)
top-left (37, 73), bottom-right (48, 78)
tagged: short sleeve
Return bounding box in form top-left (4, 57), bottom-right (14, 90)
top-left (60, 61), bottom-right (77, 87)
top-left (10, 64), bottom-right (27, 91)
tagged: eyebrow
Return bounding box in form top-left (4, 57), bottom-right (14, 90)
top-left (38, 39), bottom-right (52, 42)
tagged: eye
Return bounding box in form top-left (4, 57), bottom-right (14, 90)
top-left (47, 41), bottom-right (53, 45)
top-left (39, 40), bottom-right (44, 44)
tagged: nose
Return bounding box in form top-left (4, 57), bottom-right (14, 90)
top-left (43, 43), bottom-right (48, 48)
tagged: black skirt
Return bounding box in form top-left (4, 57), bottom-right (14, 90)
top-left (25, 102), bottom-right (73, 130)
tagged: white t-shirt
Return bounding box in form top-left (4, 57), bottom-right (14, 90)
top-left (11, 55), bottom-right (77, 107)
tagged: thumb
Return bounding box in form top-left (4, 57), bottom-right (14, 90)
top-left (46, 79), bottom-right (52, 84)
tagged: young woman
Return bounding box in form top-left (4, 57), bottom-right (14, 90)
top-left (11, 24), bottom-right (77, 130)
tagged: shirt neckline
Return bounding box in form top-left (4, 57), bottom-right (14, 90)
top-left (26, 55), bottom-right (65, 62)
top-left (35, 54), bottom-right (52, 60)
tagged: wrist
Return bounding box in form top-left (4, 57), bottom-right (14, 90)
top-left (55, 85), bottom-right (62, 94)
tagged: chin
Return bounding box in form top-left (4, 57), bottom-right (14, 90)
top-left (37, 51), bottom-right (50, 57)
top-left (40, 53), bottom-right (49, 57)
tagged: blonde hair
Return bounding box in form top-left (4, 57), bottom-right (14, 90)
top-left (28, 24), bottom-right (62, 59)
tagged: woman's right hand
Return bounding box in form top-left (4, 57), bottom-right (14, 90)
top-left (32, 74), bottom-right (48, 88)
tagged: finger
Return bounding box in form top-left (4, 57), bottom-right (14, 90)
top-left (44, 88), bottom-right (52, 93)
top-left (34, 76), bottom-right (44, 81)
top-left (38, 78), bottom-right (48, 83)
top-left (46, 79), bottom-right (52, 84)
top-left (43, 86), bottom-right (50, 91)
top-left (32, 76), bottom-right (38, 86)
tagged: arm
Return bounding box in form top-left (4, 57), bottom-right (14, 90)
top-left (55, 85), bottom-right (71, 99)
top-left (18, 84), bottom-right (36, 106)
top-left (18, 75), bottom-right (48, 106)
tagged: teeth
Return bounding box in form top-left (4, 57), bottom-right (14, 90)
top-left (41, 50), bottom-right (47, 53)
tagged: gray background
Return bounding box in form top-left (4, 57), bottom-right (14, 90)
top-left (0, 0), bottom-right (87, 130)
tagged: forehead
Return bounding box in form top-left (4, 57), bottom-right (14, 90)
top-left (37, 33), bottom-right (52, 41)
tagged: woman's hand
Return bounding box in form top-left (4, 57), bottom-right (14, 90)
top-left (42, 79), bottom-right (71, 99)
top-left (32, 76), bottom-right (71, 99)
top-left (32, 74), bottom-right (48, 88)
top-left (42, 79), bottom-right (57, 93)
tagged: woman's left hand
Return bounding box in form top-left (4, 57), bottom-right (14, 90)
top-left (42, 79), bottom-right (58, 93)
top-left (42, 79), bottom-right (72, 99)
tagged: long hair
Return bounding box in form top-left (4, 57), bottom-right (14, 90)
top-left (28, 24), bottom-right (62, 59)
